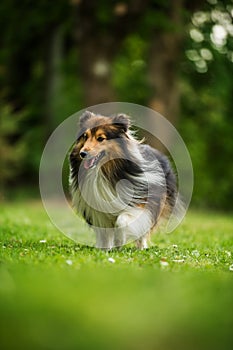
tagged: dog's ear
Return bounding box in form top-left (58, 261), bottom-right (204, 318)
top-left (112, 114), bottom-right (131, 132)
top-left (79, 111), bottom-right (95, 127)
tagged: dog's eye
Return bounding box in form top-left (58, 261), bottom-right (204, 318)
top-left (97, 136), bottom-right (105, 142)
top-left (83, 133), bottom-right (87, 141)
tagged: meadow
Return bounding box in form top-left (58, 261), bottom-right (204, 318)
top-left (0, 200), bottom-right (233, 350)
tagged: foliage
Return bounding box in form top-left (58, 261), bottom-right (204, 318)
top-left (0, 105), bottom-right (27, 199)
top-left (0, 0), bottom-right (233, 210)
top-left (180, 61), bottom-right (233, 208)
top-left (0, 201), bottom-right (233, 350)
top-left (113, 34), bottom-right (151, 104)
top-left (181, 0), bottom-right (233, 209)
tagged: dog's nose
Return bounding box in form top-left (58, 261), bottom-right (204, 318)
top-left (80, 150), bottom-right (88, 159)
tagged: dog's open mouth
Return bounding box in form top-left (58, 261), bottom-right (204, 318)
top-left (83, 151), bottom-right (105, 170)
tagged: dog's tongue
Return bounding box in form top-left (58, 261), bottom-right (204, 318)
top-left (84, 157), bottom-right (96, 170)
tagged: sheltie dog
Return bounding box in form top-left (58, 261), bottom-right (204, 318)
top-left (69, 111), bottom-right (177, 250)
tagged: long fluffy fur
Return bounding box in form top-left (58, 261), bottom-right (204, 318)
top-left (69, 111), bottom-right (177, 249)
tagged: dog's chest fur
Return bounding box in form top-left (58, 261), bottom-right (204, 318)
top-left (71, 168), bottom-right (126, 229)
top-left (70, 152), bottom-right (166, 230)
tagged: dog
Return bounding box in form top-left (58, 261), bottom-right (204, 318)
top-left (69, 111), bottom-right (177, 249)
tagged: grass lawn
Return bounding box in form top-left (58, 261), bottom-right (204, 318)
top-left (0, 200), bottom-right (233, 350)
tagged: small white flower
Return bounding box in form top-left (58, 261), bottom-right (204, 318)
top-left (66, 260), bottom-right (73, 266)
top-left (229, 264), bottom-right (233, 271)
top-left (225, 251), bottom-right (231, 257)
top-left (173, 259), bottom-right (185, 263)
top-left (39, 239), bottom-right (47, 243)
top-left (108, 257), bottom-right (115, 263)
top-left (192, 250), bottom-right (200, 258)
top-left (172, 244), bottom-right (178, 249)
top-left (160, 260), bottom-right (169, 267)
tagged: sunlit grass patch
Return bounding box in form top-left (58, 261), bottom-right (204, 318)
top-left (0, 201), bottom-right (233, 350)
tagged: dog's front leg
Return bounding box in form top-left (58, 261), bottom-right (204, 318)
top-left (113, 226), bottom-right (127, 248)
top-left (136, 232), bottom-right (151, 249)
top-left (95, 228), bottom-right (114, 250)
top-left (115, 208), bottom-right (154, 249)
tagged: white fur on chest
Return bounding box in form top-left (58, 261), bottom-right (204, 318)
top-left (71, 169), bottom-right (130, 228)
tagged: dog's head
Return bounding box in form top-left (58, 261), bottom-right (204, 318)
top-left (70, 111), bottom-right (131, 171)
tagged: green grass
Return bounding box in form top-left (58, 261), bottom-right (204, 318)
top-left (0, 201), bottom-right (233, 350)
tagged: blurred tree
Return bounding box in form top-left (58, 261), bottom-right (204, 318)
top-left (0, 0), bottom-right (78, 183)
top-left (0, 0), bottom-right (233, 209)
top-left (72, 0), bottom-right (205, 123)
top-left (180, 0), bottom-right (233, 209)
top-left (146, 0), bottom-right (184, 123)
top-left (72, 0), bottom-right (150, 105)
top-left (0, 106), bottom-right (26, 200)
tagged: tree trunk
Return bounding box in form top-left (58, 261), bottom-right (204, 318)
top-left (79, 37), bottom-right (116, 106)
top-left (72, 0), bottom-right (149, 107)
top-left (44, 26), bottom-right (63, 135)
top-left (148, 0), bottom-right (184, 127)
